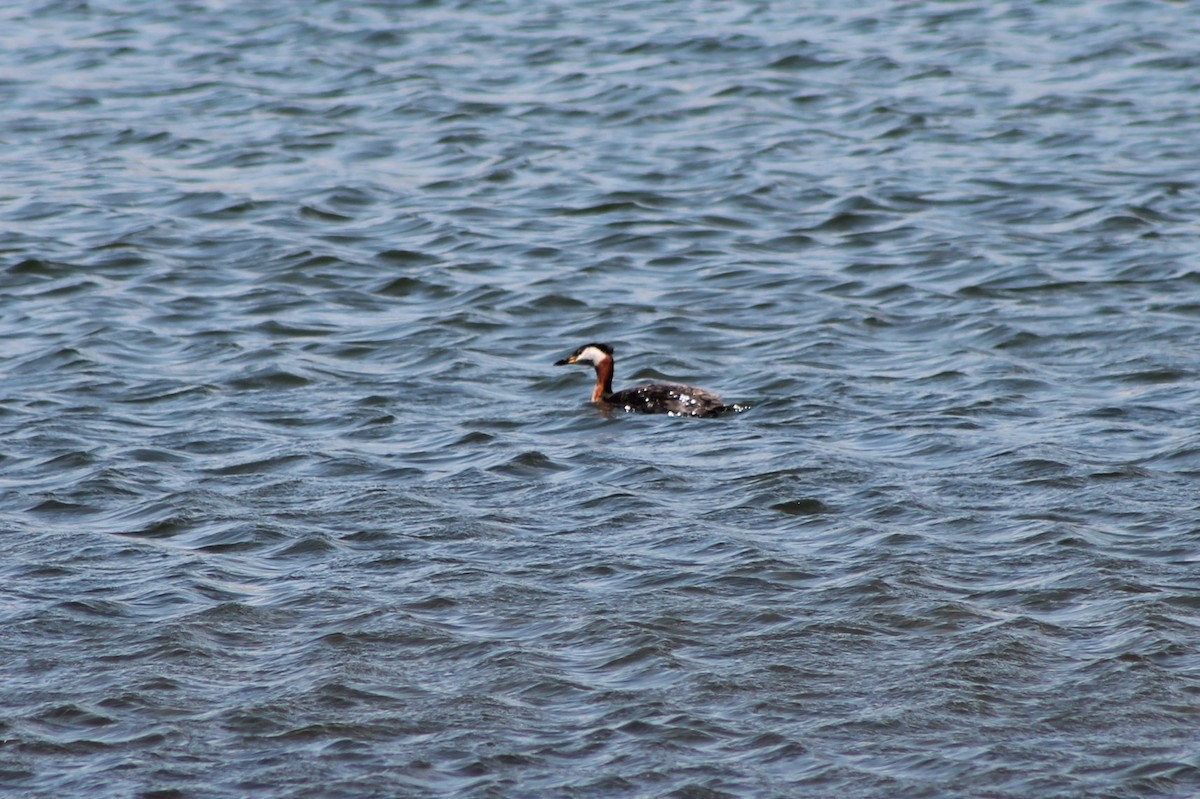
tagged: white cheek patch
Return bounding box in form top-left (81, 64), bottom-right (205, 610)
top-left (576, 345), bottom-right (610, 365)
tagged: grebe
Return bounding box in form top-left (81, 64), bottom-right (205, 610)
top-left (555, 342), bottom-right (733, 418)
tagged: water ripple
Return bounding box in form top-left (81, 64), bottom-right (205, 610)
top-left (2, 1), bottom-right (1200, 797)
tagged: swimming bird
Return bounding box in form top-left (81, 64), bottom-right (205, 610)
top-left (555, 342), bottom-right (733, 418)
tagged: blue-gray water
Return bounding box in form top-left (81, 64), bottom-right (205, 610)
top-left (3, 1), bottom-right (1199, 797)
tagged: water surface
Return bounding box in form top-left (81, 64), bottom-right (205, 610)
top-left (2, 1), bottom-right (1200, 797)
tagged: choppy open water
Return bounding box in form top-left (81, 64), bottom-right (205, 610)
top-left (3, 1), bottom-right (1200, 796)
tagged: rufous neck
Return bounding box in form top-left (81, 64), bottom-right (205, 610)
top-left (592, 357), bottom-right (614, 403)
